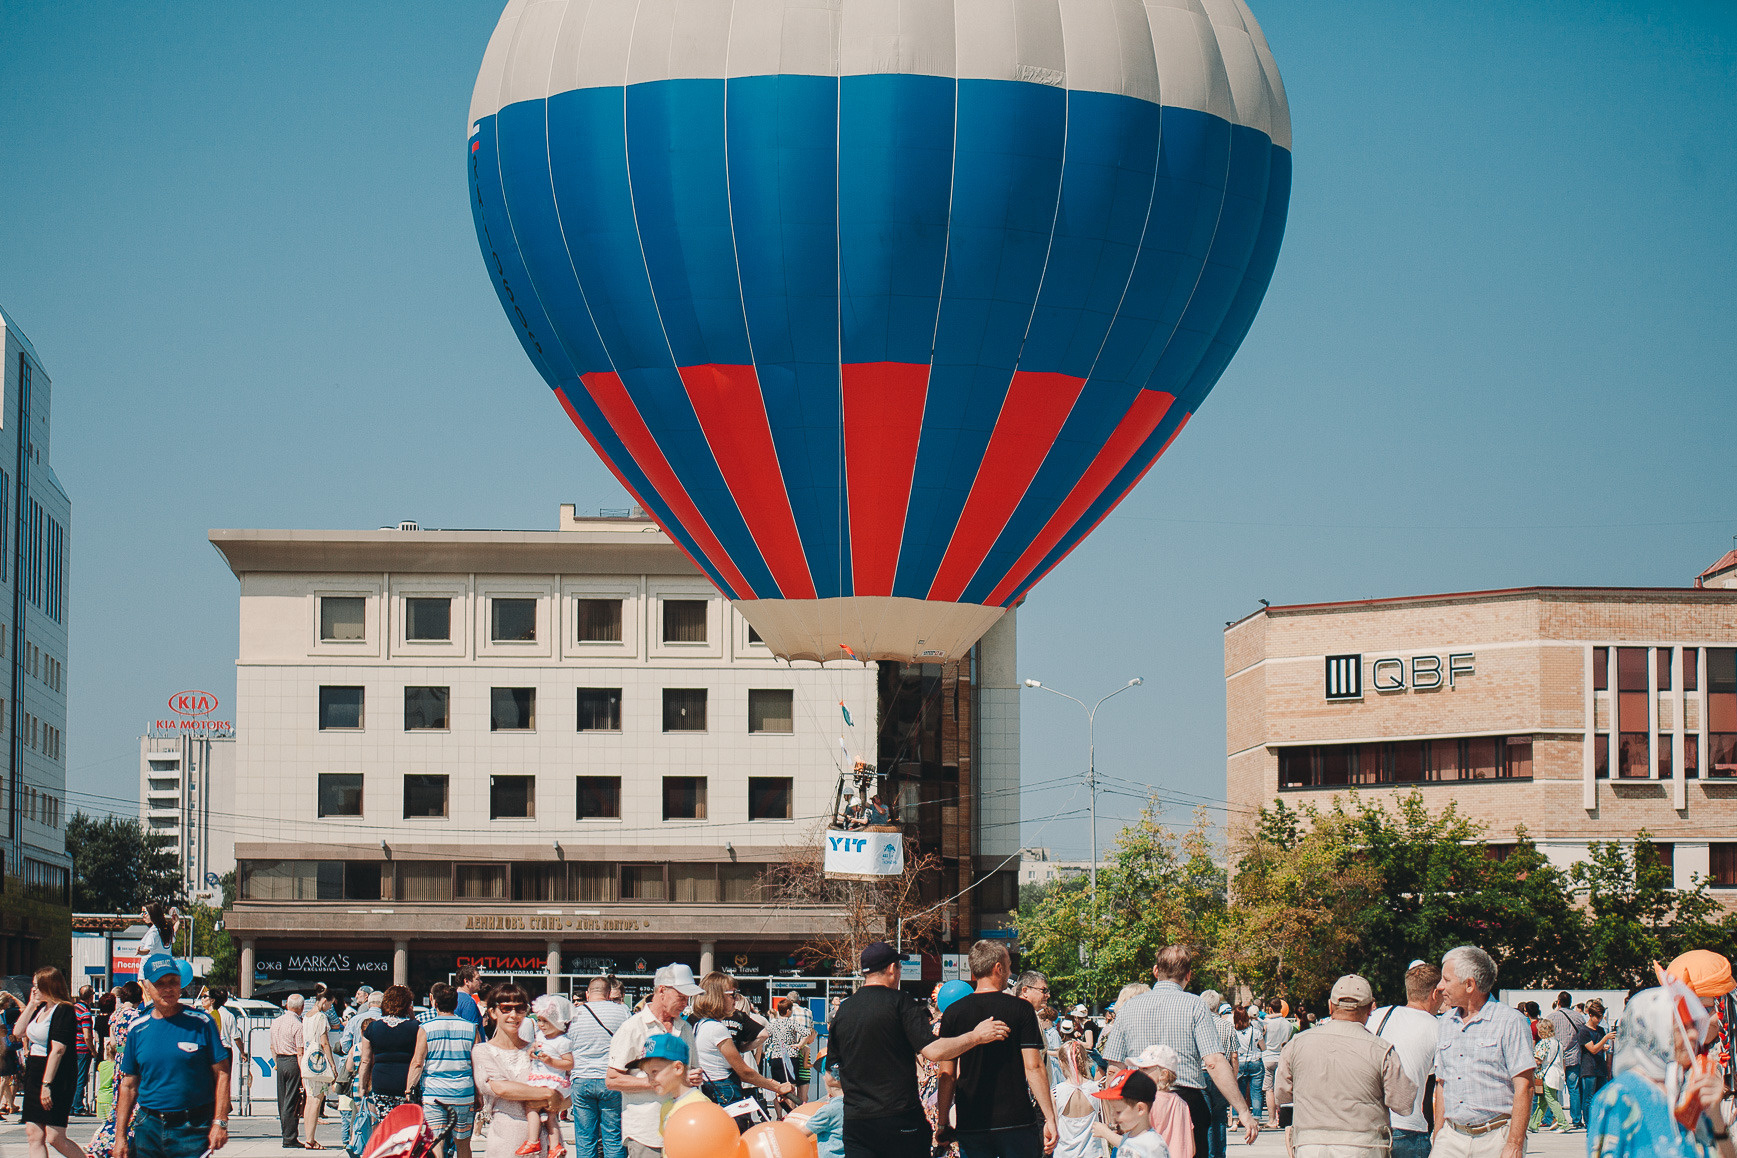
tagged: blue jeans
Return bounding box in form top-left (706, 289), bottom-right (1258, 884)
top-left (73, 1053), bottom-right (90, 1114)
top-left (1392, 1128), bottom-right (1432, 1158)
top-left (130, 1111), bottom-right (213, 1158)
top-left (571, 1076), bottom-right (623, 1158)
top-left (1237, 1058), bottom-right (1264, 1122)
top-left (1565, 1070), bottom-right (1585, 1127)
top-left (1204, 1082), bottom-right (1229, 1158)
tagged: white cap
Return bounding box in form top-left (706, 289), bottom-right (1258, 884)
top-left (654, 963), bottom-right (704, 997)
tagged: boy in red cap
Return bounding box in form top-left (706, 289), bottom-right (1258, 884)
top-left (1093, 1070), bottom-right (1170, 1158)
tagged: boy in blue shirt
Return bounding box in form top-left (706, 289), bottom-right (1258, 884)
top-left (114, 954), bottom-right (231, 1158)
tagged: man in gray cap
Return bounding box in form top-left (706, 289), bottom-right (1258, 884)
top-left (1275, 975), bottom-right (1416, 1158)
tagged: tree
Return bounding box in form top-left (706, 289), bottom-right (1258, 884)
top-left (65, 811), bottom-right (183, 913)
top-left (191, 871), bottom-right (238, 985)
top-left (1571, 833), bottom-right (1736, 988)
top-left (765, 826), bottom-right (947, 973)
top-left (1014, 803), bottom-right (1227, 1009)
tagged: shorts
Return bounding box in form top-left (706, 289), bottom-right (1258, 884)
top-left (303, 1076), bottom-right (334, 1101)
top-left (423, 1099), bottom-right (477, 1142)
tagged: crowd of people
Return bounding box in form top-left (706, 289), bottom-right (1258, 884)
top-left (5, 937), bottom-right (1737, 1158)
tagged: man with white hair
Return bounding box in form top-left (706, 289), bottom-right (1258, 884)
top-left (270, 994), bottom-right (306, 1147)
top-left (1432, 946), bottom-right (1533, 1158)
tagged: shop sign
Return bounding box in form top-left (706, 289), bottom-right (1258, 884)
top-left (254, 952), bottom-right (392, 983)
top-left (457, 955), bottom-right (549, 972)
top-left (463, 914), bottom-right (653, 932)
top-left (111, 953), bottom-right (141, 983)
top-left (941, 953), bottom-right (967, 982)
top-left (823, 829), bottom-right (904, 877)
top-left (899, 955), bottom-right (922, 981)
top-left (154, 689), bottom-right (234, 734)
top-left (1324, 653), bottom-right (1475, 701)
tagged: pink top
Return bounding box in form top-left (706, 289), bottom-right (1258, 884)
top-left (1149, 1091), bottom-right (1195, 1158)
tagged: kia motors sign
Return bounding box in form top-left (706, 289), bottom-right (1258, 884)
top-left (153, 689), bottom-right (233, 734)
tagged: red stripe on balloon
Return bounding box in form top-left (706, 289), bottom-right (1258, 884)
top-left (679, 364), bottom-right (817, 600)
top-left (578, 371), bottom-right (757, 599)
top-left (842, 363), bottom-right (929, 597)
top-left (1006, 413), bottom-right (1192, 607)
top-left (925, 370), bottom-right (1086, 603)
top-left (552, 384), bottom-right (726, 593)
top-left (985, 389), bottom-right (1176, 607)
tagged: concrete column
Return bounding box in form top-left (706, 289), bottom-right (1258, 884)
top-left (239, 941), bottom-right (255, 999)
top-left (699, 942), bottom-right (715, 976)
top-left (393, 941), bottom-right (409, 986)
top-left (546, 942), bottom-right (561, 995)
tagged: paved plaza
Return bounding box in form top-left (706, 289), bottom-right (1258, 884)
top-left (0, 1109), bottom-right (1593, 1158)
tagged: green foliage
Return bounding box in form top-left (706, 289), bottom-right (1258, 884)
top-left (65, 811), bottom-right (183, 913)
top-left (190, 872), bottom-right (239, 986)
top-left (1015, 792), bottom-right (1737, 1013)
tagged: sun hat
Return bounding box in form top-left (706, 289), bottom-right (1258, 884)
top-left (1667, 950), bottom-right (1736, 999)
top-left (1131, 1044), bottom-right (1180, 1073)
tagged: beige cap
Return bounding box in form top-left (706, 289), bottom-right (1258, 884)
top-left (1329, 974), bottom-right (1374, 1009)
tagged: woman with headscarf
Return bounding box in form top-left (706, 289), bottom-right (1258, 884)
top-left (1587, 988), bottom-right (1734, 1158)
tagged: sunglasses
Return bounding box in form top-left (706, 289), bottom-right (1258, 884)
top-left (496, 1003), bottom-right (528, 1012)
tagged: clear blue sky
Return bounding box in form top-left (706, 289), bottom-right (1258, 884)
top-left (2, 1), bottom-right (1732, 859)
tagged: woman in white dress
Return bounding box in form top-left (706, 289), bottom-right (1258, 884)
top-left (471, 984), bottom-right (560, 1158)
top-left (1051, 1040), bottom-right (1106, 1158)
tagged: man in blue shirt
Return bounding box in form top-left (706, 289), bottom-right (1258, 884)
top-left (114, 954), bottom-right (231, 1158)
top-left (454, 967), bottom-right (484, 1031)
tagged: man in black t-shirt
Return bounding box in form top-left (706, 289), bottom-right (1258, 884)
top-left (936, 941), bottom-right (1058, 1158)
top-left (829, 941), bottom-right (1011, 1158)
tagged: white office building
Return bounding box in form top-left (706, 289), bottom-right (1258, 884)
top-left (139, 733), bottom-right (237, 900)
top-left (211, 506), bottom-right (1019, 998)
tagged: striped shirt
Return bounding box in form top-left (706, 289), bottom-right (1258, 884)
top-left (564, 1001), bottom-right (630, 1081)
top-left (421, 1014), bottom-right (477, 1102)
top-left (74, 1003), bottom-right (92, 1055)
top-left (1099, 981), bottom-right (1226, 1090)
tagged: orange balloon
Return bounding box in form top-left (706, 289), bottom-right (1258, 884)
top-left (741, 1121), bottom-right (819, 1158)
top-left (661, 1099), bottom-right (741, 1158)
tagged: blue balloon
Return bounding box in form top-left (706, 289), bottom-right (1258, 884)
top-left (937, 979), bottom-right (974, 1013)
top-left (176, 958), bottom-right (194, 987)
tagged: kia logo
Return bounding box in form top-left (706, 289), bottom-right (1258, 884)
top-left (168, 690), bottom-right (219, 717)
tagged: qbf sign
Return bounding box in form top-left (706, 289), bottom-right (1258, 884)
top-left (1324, 653), bottom-right (1476, 700)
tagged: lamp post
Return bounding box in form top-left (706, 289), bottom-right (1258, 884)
top-left (1023, 676), bottom-right (1143, 1008)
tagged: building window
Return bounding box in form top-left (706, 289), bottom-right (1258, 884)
top-left (317, 773), bottom-right (364, 818)
top-left (1484, 843), bottom-right (1517, 862)
top-left (1642, 841), bottom-right (1674, 878)
top-left (344, 862), bottom-right (384, 901)
top-left (491, 598), bottom-right (537, 642)
top-left (572, 863), bottom-right (619, 902)
top-left (1595, 733), bottom-right (1610, 779)
top-left (748, 689), bottom-right (794, 734)
top-left (405, 597), bottom-right (451, 642)
top-left (1711, 843), bottom-right (1737, 888)
top-left (1658, 647), bottom-right (1674, 692)
top-left (663, 776), bottom-right (707, 820)
top-left (747, 624), bottom-right (764, 645)
top-left (622, 865), bottom-right (666, 901)
top-left (1686, 733), bottom-right (1700, 779)
top-left (977, 870), bottom-right (1019, 912)
top-left (721, 864), bottom-right (763, 903)
top-left (320, 596), bottom-right (366, 641)
top-left (403, 774), bottom-right (449, 818)
top-left (575, 598), bottom-right (623, 643)
top-left (1709, 648), bottom-right (1737, 777)
top-left (662, 599), bottom-right (708, 644)
top-left (663, 688), bottom-right (707, 732)
top-left (319, 686), bottom-right (365, 730)
top-left (748, 777), bottom-right (793, 820)
top-left (1617, 646), bottom-right (1650, 778)
top-left (404, 686), bottom-right (450, 731)
top-left (1279, 738), bottom-right (1534, 790)
top-left (1686, 647), bottom-right (1700, 692)
top-left (396, 862), bottom-right (453, 901)
top-left (456, 864), bottom-right (507, 899)
top-left (672, 864), bottom-right (720, 903)
top-left (1594, 646), bottom-right (1608, 691)
top-left (1658, 734), bottom-right (1675, 780)
top-left (490, 775), bottom-right (535, 819)
top-left (577, 688), bottom-right (622, 732)
top-left (576, 776), bottom-right (622, 820)
top-left (491, 687), bottom-right (536, 731)
top-left (513, 864), bottom-right (565, 902)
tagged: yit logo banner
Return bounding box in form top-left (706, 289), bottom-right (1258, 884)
top-left (1325, 655), bottom-right (1363, 701)
top-left (168, 690), bottom-right (219, 717)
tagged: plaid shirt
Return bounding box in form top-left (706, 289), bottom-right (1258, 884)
top-left (1435, 998), bottom-right (1535, 1125)
top-left (1099, 980), bottom-right (1226, 1089)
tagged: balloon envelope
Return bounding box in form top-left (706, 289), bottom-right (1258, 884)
top-left (937, 979), bottom-right (974, 1012)
top-left (661, 1099), bottom-right (741, 1158)
top-left (469, 0), bottom-right (1290, 662)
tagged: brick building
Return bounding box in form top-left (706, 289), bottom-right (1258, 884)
top-left (1225, 556), bottom-right (1737, 886)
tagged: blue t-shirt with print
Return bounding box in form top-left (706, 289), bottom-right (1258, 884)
top-left (120, 1008), bottom-right (228, 1111)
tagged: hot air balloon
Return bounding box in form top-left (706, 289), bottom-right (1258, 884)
top-left (468, 0), bottom-right (1290, 663)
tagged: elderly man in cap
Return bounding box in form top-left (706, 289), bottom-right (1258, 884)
top-left (606, 964), bottom-right (702, 1158)
top-left (1431, 946), bottom-right (1533, 1158)
top-left (828, 941), bottom-right (1013, 1158)
top-left (113, 954), bottom-right (231, 1158)
top-left (1275, 975), bottom-right (1415, 1158)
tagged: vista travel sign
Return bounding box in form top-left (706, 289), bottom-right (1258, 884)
top-left (153, 689), bottom-right (234, 733)
top-left (1324, 653), bottom-right (1476, 701)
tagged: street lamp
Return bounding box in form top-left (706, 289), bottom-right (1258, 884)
top-left (1023, 676), bottom-right (1143, 1008)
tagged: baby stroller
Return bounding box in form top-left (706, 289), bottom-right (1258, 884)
top-left (362, 1104), bottom-right (439, 1158)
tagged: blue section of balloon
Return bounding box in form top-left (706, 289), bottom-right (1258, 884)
top-left (937, 979), bottom-right (974, 1012)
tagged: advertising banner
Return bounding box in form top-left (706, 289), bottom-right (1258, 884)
top-left (822, 828), bottom-right (904, 879)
